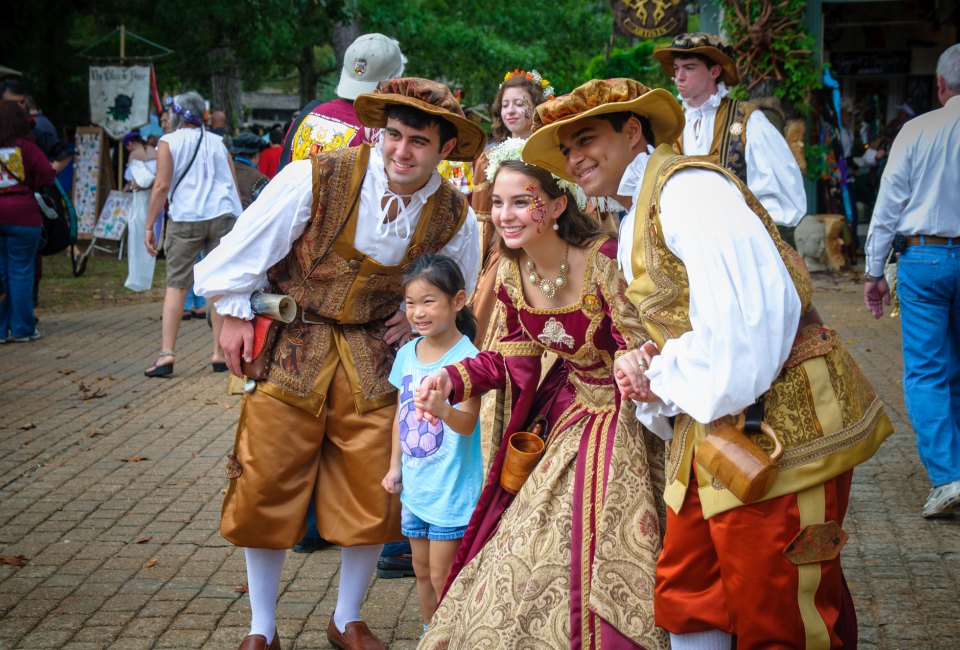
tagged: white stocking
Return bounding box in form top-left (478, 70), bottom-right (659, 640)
top-left (244, 547), bottom-right (286, 640)
top-left (669, 630), bottom-right (733, 650)
top-left (333, 544), bottom-right (384, 632)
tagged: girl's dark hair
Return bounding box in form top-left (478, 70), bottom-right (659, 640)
top-left (491, 75), bottom-right (548, 142)
top-left (0, 100), bottom-right (33, 147)
top-left (492, 159), bottom-right (607, 259)
top-left (403, 254), bottom-right (478, 342)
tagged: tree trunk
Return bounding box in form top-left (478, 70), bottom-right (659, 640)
top-left (298, 44), bottom-right (318, 107)
top-left (208, 46), bottom-right (243, 131)
top-left (332, 4), bottom-right (361, 73)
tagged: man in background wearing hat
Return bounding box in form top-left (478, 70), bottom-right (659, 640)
top-left (195, 77), bottom-right (483, 650)
top-left (229, 132), bottom-right (269, 210)
top-left (276, 33), bottom-right (406, 173)
top-left (523, 77), bottom-right (891, 649)
top-left (653, 32), bottom-right (806, 227)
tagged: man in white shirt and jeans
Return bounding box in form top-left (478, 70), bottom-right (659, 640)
top-left (653, 32), bottom-right (807, 227)
top-left (864, 43), bottom-right (960, 519)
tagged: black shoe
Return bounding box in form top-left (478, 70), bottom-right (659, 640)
top-left (292, 535), bottom-right (333, 553)
top-left (376, 553), bottom-right (415, 579)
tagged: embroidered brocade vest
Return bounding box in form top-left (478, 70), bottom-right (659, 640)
top-left (626, 145), bottom-right (892, 517)
top-left (263, 144), bottom-right (469, 412)
top-left (674, 97), bottom-right (755, 184)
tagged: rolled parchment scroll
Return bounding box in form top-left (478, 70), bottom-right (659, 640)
top-left (250, 291), bottom-right (297, 323)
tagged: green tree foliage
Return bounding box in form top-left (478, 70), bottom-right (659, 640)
top-left (358, 0), bottom-right (614, 107)
top-left (580, 41), bottom-right (675, 93)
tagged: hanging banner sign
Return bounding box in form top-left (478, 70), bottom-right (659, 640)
top-left (614, 0), bottom-right (687, 39)
top-left (89, 66), bottom-right (150, 139)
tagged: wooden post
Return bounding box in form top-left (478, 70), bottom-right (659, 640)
top-left (117, 24), bottom-right (126, 191)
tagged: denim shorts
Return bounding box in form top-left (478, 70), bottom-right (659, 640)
top-left (401, 504), bottom-right (467, 541)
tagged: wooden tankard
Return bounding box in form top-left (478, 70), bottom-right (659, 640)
top-left (500, 424), bottom-right (545, 495)
top-left (696, 412), bottom-right (785, 504)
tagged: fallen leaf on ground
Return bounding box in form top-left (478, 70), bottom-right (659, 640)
top-left (234, 585), bottom-right (249, 594)
top-left (142, 558), bottom-right (158, 568)
top-left (87, 428), bottom-right (107, 437)
top-left (204, 399), bottom-right (217, 405)
top-left (59, 368), bottom-right (76, 375)
top-left (56, 353), bottom-right (70, 359)
top-left (22, 440), bottom-right (32, 446)
top-left (181, 519), bottom-right (192, 525)
top-left (18, 423), bottom-right (36, 431)
top-left (136, 536), bottom-right (153, 544)
top-left (80, 388), bottom-right (107, 400)
top-left (157, 424), bottom-right (164, 429)
top-left (119, 455), bottom-right (149, 463)
top-left (0, 555), bottom-right (30, 566)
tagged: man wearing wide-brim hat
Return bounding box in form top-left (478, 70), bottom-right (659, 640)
top-left (523, 77), bottom-right (892, 650)
top-left (195, 77), bottom-right (484, 650)
top-left (652, 32), bottom-right (807, 227)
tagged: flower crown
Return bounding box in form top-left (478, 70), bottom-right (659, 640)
top-left (485, 138), bottom-right (585, 208)
top-left (502, 69), bottom-right (555, 100)
top-left (165, 97), bottom-right (204, 127)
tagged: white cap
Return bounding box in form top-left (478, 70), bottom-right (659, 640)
top-left (336, 34), bottom-right (407, 101)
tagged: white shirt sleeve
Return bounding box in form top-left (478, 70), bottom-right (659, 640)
top-left (439, 206), bottom-right (481, 297)
top-left (639, 168), bottom-right (801, 424)
top-left (864, 134), bottom-right (912, 277)
top-left (744, 110), bottom-right (807, 227)
top-left (193, 159), bottom-right (314, 320)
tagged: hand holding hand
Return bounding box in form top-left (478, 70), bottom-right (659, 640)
top-left (414, 388), bottom-right (450, 424)
top-left (384, 309), bottom-right (414, 348)
top-left (415, 371), bottom-right (452, 425)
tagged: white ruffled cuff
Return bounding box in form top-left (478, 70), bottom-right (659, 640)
top-left (214, 293), bottom-right (254, 320)
top-left (634, 399), bottom-right (680, 441)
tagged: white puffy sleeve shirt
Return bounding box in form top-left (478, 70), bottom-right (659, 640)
top-left (681, 88), bottom-right (807, 227)
top-left (194, 154), bottom-right (480, 320)
top-left (618, 158), bottom-right (801, 432)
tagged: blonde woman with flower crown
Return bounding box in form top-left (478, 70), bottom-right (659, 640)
top-left (471, 70), bottom-right (555, 349)
top-left (416, 140), bottom-right (668, 649)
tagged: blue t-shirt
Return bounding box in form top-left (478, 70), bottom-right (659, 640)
top-left (388, 335), bottom-right (484, 528)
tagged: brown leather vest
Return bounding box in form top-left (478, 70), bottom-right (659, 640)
top-left (262, 144), bottom-right (469, 410)
top-left (674, 96), bottom-right (755, 184)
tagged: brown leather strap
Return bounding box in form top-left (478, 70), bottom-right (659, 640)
top-left (904, 235), bottom-right (955, 247)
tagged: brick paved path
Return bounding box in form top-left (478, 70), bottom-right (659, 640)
top-left (0, 275), bottom-right (957, 649)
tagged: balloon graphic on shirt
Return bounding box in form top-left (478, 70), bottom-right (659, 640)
top-left (399, 398), bottom-right (444, 458)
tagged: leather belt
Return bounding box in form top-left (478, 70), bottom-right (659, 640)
top-left (904, 235), bottom-right (956, 247)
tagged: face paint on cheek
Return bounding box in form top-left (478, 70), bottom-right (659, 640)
top-left (524, 183), bottom-right (547, 233)
top-left (521, 100), bottom-right (532, 120)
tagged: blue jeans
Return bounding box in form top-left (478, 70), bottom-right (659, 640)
top-left (0, 224), bottom-right (41, 339)
top-left (897, 242), bottom-right (960, 486)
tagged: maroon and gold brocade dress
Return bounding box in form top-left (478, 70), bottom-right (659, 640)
top-left (420, 238), bottom-right (669, 650)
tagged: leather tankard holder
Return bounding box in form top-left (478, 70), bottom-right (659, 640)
top-left (696, 412), bottom-right (785, 504)
top-left (500, 423), bottom-right (546, 495)
top-left (240, 315), bottom-right (280, 380)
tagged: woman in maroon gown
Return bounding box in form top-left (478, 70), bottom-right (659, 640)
top-left (417, 150), bottom-right (668, 649)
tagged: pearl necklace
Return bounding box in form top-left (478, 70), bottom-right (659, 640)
top-left (526, 245), bottom-right (570, 299)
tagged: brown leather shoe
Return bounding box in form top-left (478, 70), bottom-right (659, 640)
top-left (326, 615), bottom-right (385, 650)
top-left (237, 632), bottom-right (280, 650)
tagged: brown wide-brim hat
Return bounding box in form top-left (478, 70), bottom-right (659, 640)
top-left (522, 78), bottom-right (684, 183)
top-left (653, 32), bottom-right (741, 87)
top-left (354, 77), bottom-right (486, 162)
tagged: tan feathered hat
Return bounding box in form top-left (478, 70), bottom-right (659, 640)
top-left (521, 78), bottom-right (684, 182)
top-left (354, 77), bottom-right (487, 162)
top-left (653, 32), bottom-right (741, 87)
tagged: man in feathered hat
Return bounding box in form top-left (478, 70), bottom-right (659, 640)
top-left (652, 32), bottom-right (807, 227)
top-left (523, 78), bottom-right (891, 649)
top-left (195, 78), bottom-right (484, 650)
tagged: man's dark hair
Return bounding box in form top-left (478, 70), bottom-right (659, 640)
top-left (385, 104), bottom-right (457, 152)
top-left (595, 111), bottom-right (656, 147)
top-left (674, 53), bottom-right (720, 71)
top-left (269, 126), bottom-right (284, 145)
top-left (0, 78), bottom-right (25, 98)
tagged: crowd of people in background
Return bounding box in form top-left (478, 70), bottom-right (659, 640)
top-left (1, 30), bottom-right (958, 650)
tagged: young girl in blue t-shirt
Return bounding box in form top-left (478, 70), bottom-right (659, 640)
top-left (381, 254), bottom-right (484, 632)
